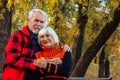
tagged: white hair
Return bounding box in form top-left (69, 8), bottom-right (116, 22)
top-left (38, 27), bottom-right (59, 45)
top-left (28, 9), bottom-right (48, 27)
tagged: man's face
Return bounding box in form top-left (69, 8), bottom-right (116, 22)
top-left (28, 12), bottom-right (46, 34)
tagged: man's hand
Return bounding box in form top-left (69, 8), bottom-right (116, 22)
top-left (34, 57), bottom-right (47, 69)
top-left (61, 44), bottom-right (72, 53)
top-left (47, 57), bottom-right (62, 64)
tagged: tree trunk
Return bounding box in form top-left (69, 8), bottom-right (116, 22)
top-left (104, 59), bottom-right (110, 77)
top-left (98, 45), bottom-right (110, 78)
top-left (98, 46), bottom-right (105, 77)
top-left (71, 4), bottom-right (120, 77)
top-left (0, 0), bottom-right (13, 78)
top-left (72, 1), bottom-right (88, 70)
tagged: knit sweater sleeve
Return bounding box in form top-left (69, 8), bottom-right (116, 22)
top-left (45, 51), bottom-right (72, 77)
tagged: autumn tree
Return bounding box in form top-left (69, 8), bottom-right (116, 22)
top-left (72, 0), bottom-right (89, 69)
top-left (71, 3), bottom-right (120, 77)
top-left (98, 45), bottom-right (110, 77)
top-left (0, 0), bottom-right (13, 78)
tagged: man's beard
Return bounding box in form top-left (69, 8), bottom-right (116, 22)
top-left (33, 29), bottom-right (39, 34)
top-left (33, 26), bottom-right (42, 34)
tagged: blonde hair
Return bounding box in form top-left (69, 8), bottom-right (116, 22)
top-left (38, 27), bottom-right (59, 45)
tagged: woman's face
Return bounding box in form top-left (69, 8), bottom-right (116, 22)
top-left (39, 33), bottom-right (55, 47)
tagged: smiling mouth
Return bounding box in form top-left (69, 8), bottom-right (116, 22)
top-left (35, 27), bottom-right (40, 30)
top-left (35, 26), bottom-right (42, 30)
top-left (43, 42), bottom-right (48, 44)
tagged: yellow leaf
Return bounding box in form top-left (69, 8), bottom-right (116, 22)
top-left (111, 0), bottom-right (119, 8)
top-left (80, 0), bottom-right (87, 6)
top-left (0, 14), bottom-right (4, 19)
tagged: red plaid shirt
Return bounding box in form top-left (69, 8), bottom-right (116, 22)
top-left (2, 26), bottom-right (37, 80)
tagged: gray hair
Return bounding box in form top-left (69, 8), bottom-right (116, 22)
top-left (28, 9), bottom-right (48, 26)
top-left (38, 27), bottom-right (59, 45)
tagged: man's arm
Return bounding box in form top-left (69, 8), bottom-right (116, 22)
top-left (61, 44), bottom-right (72, 53)
top-left (5, 32), bottom-right (36, 70)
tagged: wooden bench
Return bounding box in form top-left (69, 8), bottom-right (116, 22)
top-left (69, 77), bottom-right (112, 80)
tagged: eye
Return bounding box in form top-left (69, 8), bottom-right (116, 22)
top-left (46, 34), bottom-right (50, 37)
top-left (34, 19), bottom-right (39, 22)
top-left (40, 35), bottom-right (44, 38)
top-left (40, 21), bottom-right (44, 23)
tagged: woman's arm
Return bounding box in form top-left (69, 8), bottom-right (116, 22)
top-left (44, 51), bottom-right (72, 77)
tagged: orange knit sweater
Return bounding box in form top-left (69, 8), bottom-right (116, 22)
top-left (35, 44), bottom-right (65, 59)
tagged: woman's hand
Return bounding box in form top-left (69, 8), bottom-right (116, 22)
top-left (34, 57), bottom-right (47, 69)
top-left (47, 57), bottom-right (63, 64)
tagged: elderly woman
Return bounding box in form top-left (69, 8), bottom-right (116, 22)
top-left (34, 27), bottom-right (72, 80)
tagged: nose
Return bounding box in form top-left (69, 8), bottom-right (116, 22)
top-left (43, 35), bottom-right (47, 40)
top-left (37, 21), bottom-right (45, 28)
top-left (37, 22), bottom-right (42, 27)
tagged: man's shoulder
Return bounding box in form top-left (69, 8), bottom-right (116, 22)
top-left (10, 30), bottom-right (21, 37)
top-left (13, 26), bottom-right (29, 36)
